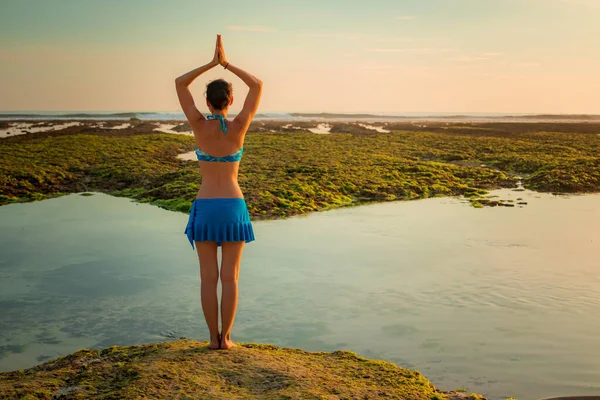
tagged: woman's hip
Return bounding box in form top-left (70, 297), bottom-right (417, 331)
top-left (196, 183), bottom-right (243, 199)
top-left (189, 197), bottom-right (251, 222)
top-left (184, 197), bottom-right (254, 248)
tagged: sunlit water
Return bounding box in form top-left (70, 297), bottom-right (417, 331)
top-left (0, 191), bottom-right (599, 400)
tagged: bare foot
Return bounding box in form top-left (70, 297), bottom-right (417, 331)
top-left (220, 335), bottom-right (236, 350)
top-left (208, 333), bottom-right (220, 350)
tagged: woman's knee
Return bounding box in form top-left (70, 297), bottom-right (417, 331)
top-left (199, 259), bottom-right (219, 283)
top-left (220, 265), bottom-right (239, 283)
top-left (201, 269), bottom-right (219, 284)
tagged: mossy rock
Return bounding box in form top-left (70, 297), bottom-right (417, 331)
top-left (1, 121), bottom-right (599, 216)
top-left (0, 340), bottom-right (484, 400)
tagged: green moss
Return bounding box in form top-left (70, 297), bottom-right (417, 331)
top-left (1, 123), bottom-right (598, 216)
top-left (471, 201), bottom-right (484, 208)
top-left (0, 340), bottom-right (484, 399)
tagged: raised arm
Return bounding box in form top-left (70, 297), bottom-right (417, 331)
top-left (174, 36), bottom-right (221, 123)
top-left (217, 36), bottom-right (263, 130)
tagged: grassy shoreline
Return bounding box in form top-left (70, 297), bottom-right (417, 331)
top-left (0, 121), bottom-right (598, 217)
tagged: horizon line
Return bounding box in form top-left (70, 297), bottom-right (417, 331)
top-left (1, 110), bottom-right (600, 116)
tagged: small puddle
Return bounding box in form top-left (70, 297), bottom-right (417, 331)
top-left (0, 122), bottom-right (81, 138)
top-left (358, 124), bottom-right (390, 133)
top-left (109, 123), bottom-right (130, 130)
top-left (177, 150), bottom-right (197, 161)
top-left (308, 124), bottom-right (332, 134)
top-left (153, 123), bottom-right (192, 135)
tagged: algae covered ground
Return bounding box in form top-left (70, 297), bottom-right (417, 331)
top-left (0, 121), bottom-right (599, 218)
top-left (0, 339), bottom-right (484, 400)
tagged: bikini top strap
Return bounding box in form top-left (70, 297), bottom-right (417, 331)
top-left (207, 114), bottom-right (227, 134)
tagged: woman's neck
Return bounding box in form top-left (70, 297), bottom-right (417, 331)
top-left (210, 110), bottom-right (227, 118)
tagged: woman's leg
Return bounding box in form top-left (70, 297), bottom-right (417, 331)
top-left (220, 241), bottom-right (245, 350)
top-left (196, 241), bottom-right (220, 349)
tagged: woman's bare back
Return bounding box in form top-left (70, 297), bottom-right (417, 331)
top-left (192, 118), bottom-right (245, 199)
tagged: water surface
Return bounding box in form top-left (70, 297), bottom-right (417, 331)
top-left (0, 191), bottom-right (599, 400)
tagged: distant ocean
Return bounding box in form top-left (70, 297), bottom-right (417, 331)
top-left (1, 111), bottom-right (599, 122)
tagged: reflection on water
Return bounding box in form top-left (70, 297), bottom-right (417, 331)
top-left (0, 191), bottom-right (599, 400)
top-left (307, 123), bottom-right (332, 134)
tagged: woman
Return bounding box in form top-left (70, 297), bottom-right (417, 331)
top-left (175, 34), bottom-right (262, 350)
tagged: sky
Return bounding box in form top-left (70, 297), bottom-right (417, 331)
top-left (1, 0), bottom-right (599, 114)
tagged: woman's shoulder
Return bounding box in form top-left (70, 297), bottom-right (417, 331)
top-left (225, 118), bottom-right (250, 138)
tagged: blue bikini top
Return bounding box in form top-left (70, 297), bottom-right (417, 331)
top-left (195, 114), bottom-right (243, 162)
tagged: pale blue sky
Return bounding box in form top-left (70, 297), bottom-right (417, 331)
top-left (1, 0), bottom-right (599, 113)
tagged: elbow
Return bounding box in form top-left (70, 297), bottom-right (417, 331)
top-left (253, 79), bottom-right (263, 89)
top-left (175, 77), bottom-right (185, 87)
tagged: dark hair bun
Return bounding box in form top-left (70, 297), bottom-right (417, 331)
top-left (206, 79), bottom-right (232, 110)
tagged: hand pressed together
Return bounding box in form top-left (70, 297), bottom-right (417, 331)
top-left (211, 34), bottom-right (229, 67)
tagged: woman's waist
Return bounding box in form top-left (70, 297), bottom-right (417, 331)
top-left (197, 180), bottom-right (243, 199)
top-left (199, 177), bottom-right (241, 187)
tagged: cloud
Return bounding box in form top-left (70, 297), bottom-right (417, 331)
top-left (367, 48), bottom-right (455, 54)
top-left (516, 62), bottom-right (541, 68)
top-left (358, 63), bottom-right (395, 72)
top-left (375, 37), bottom-right (414, 43)
top-left (367, 49), bottom-right (409, 53)
top-left (302, 33), bottom-right (362, 40)
top-left (396, 16), bottom-right (417, 20)
top-left (303, 34), bottom-right (415, 42)
top-left (483, 52), bottom-right (503, 56)
top-left (326, 63), bottom-right (446, 77)
top-left (448, 56), bottom-right (490, 62)
top-left (554, 0), bottom-right (600, 8)
top-left (227, 25), bottom-right (276, 32)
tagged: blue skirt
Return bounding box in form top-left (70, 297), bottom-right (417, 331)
top-left (184, 198), bottom-right (255, 249)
